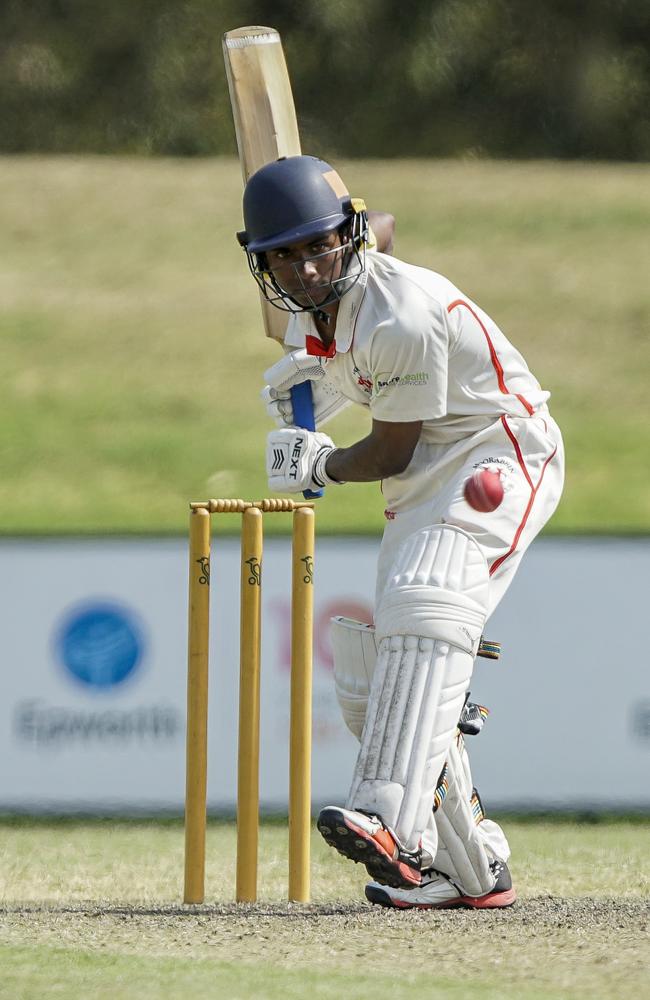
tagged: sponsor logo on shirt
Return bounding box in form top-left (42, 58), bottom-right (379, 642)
top-left (374, 371), bottom-right (430, 392)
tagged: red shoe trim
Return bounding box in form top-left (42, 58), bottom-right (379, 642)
top-left (372, 886), bottom-right (516, 911)
top-left (397, 862), bottom-right (421, 886)
top-left (344, 818), bottom-right (393, 865)
top-left (455, 887), bottom-right (517, 909)
top-left (384, 896), bottom-right (412, 909)
top-left (375, 827), bottom-right (397, 858)
top-left (345, 817), bottom-right (421, 886)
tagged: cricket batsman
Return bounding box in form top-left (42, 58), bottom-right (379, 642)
top-left (237, 155), bottom-right (564, 910)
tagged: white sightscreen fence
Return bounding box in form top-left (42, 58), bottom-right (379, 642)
top-left (1, 536), bottom-right (648, 811)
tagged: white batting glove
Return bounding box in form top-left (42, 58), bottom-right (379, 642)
top-left (264, 349), bottom-right (327, 393)
top-left (261, 380), bottom-right (352, 429)
top-left (261, 385), bottom-right (293, 427)
top-left (266, 428), bottom-right (343, 493)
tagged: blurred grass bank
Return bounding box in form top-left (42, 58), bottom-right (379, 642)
top-left (1, 156), bottom-right (648, 534)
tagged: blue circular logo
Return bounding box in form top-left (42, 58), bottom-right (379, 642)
top-left (55, 602), bottom-right (145, 690)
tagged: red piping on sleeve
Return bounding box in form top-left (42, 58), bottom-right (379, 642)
top-left (489, 415), bottom-right (557, 577)
top-left (447, 299), bottom-right (534, 416)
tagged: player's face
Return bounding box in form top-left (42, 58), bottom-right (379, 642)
top-left (265, 231), bottom-right (347, 307)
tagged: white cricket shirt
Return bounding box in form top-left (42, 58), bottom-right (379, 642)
top-left (284, 253), bottom-right (550, 447)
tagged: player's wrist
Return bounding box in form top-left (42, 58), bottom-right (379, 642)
top-left (313, 447), bottom-right (345, 487)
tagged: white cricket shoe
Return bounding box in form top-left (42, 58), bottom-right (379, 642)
top-left (365, 860), bottom-right (516, 910)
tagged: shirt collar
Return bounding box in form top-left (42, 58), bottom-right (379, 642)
top-left (293, 264), bottom-right (369, 357)
top-left (305, 334), bottom-right (336, 358)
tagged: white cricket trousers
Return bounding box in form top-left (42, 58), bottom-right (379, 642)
top-left (376, 412), bottom-right (565, 617)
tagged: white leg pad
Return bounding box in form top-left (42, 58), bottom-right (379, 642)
top-left (331, 615), bottom-right (510, 893)
top-left (451, 736), bottom-right (511, 863)
top-left (330, 616), bottom-right (378, 740)
top-left (431, 737), bottom-right (510, 896)
top-left (346, 525), bottom-right (489, 852)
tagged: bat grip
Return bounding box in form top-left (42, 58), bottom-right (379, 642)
top-left (290, 381), bottom-right (324, 500)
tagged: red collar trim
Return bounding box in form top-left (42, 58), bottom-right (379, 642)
top-left (305, 334), bottom-right (336, 358)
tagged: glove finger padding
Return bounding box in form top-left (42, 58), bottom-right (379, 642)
top-left (264, 349), bottom-right (326, 393)
top-left (261, 385), bottom-right (294, 427)
top-left (262, 376), bottom-right (351, 430)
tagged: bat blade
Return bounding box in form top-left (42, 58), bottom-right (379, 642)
top-left (223, 26), bottom-right (301, 345)
top-left (223, 26), bottom-right (323, 499)
top-left (223, 26), bottom-right (301, 181)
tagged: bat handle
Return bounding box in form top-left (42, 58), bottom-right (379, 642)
top-left (290, 382), bottom-right (324, 500)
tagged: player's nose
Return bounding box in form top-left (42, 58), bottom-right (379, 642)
top-left (295, 257), bottom-right (319, 281)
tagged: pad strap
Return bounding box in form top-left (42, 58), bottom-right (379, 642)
top-left (428, 735), bottom-right (511, 895)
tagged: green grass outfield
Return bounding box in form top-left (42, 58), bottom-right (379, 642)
top-left (0, 817), bottom-right (648, 999)
top-left (1, 156), bottom-right (649, 535)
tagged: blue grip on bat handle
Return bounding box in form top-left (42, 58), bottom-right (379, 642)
top-left (290, 382), bottom-right (324, 500)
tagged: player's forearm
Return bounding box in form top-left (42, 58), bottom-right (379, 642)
top-left (325, 434), bottom-right (410, 482)
top-left (368, 211), bottom-right (395, 254)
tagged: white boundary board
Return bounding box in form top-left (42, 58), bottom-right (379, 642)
top-left (0, 536), bottom-right (648, 811)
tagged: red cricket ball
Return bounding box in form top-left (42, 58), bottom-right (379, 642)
top-left (463, 468), bottom-right (504, 513)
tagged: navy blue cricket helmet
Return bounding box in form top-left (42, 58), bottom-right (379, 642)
top-left (238, 156), bottom-right (355, 252)
top-left (237, 155), bottom-right (368, 315)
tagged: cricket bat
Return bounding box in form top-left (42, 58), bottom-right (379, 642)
top-left (223, 25), bottom-right (322, 499)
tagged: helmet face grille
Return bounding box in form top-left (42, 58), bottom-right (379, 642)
top-left (239, 156), bottom-right (369, 315)
top-left (246, 210), bottom-right (369, 316)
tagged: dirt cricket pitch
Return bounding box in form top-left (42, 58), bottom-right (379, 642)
top-left (1, 818), bottom-right (648, 999)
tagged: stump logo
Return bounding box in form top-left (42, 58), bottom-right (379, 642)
top-left (54, 601), bottom-right (145, 690)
